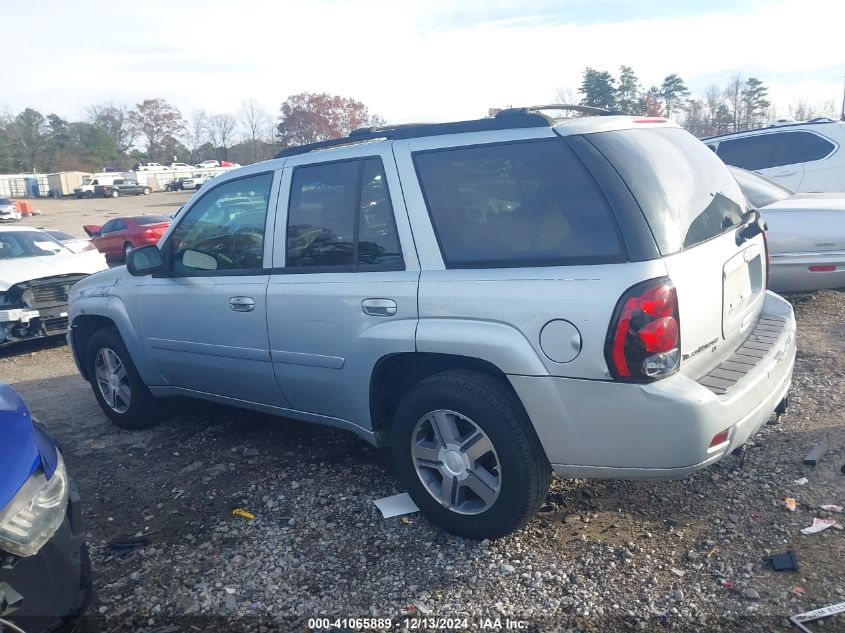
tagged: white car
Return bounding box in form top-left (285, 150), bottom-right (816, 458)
top-left (0, 197), bottom-right (21, 222)
top-left (731, 166), bottom-right (845, 292)
top-left (705, 119), bottom-right (845, 193)
top-left (168, 162), bottom-right (192, 171)
top-left (134, 162), bottom-right (169, 172)
top-left (181, 172), bottom-right (216, 190)
top-left (195, 160), bottom-right (220, 169)
top-left (0, 226), bottom-right (107, 345)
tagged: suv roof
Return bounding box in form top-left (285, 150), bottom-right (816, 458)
top-left (273, 105), bottom-right (663, 158)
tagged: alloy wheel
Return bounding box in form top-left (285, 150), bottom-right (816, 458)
top-left (94, 347), bottom-right (132, 413)
top-left (411, 409), bottom-right (501, 515)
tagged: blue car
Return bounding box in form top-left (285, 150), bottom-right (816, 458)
top-left (0, 383), bottom-right (91, 631)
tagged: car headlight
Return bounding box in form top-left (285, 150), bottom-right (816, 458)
top-left (0, 453), bottom-right (69, 557)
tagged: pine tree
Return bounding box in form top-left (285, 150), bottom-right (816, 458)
top-left (579, 68), bottom-right (617, 110)
top-left (660, 74), bottom-right (690, 119)
top-left (742, 77), bottom-right (771, 129)
top-left (616, 66), bottom-right (641, 114)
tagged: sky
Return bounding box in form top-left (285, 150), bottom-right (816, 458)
top-left (2, 0), bottom-right (844, 124)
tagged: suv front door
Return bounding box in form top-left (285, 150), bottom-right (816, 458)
top-left (136, 170), bottom-right (288, 407)
top-left (267, 148), bottom-right (419, 431)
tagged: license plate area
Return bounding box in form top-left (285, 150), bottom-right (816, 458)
top-left (723, 244), bottom-right (764, 338)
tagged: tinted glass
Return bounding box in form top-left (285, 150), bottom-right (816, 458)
top-left (717, 131), bottom-right (835, 170)
top-left (112, 219), bottom-right (127, 231)
top-left (169, 172), bottom-right (273, 272)
top-left (135, 215), bottom-right (171, 225)
top-left (730, 167), bottom-right (793, 208)
top-left (357, 159), bottom-right (403, 267)
top-left (716, 134), bottom-right (779, 170)
top-left (591, 127), bottom-right (746, 254)
top-left (0, 198), bottom-right (11, 205)
top-left (414, 139), bottom-right (623, 268)
top-left (287, 161), bottom-right (357, 267)
top-left (100, 220), bottom-right (115, 233)
top-left (778, 131), bottom-right (835, 165)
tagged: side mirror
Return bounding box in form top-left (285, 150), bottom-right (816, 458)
top-left (127, 244), bottom-right (163, 276)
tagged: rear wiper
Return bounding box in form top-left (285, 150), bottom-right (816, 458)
top-left (736, 208), bottom-right (767, 246)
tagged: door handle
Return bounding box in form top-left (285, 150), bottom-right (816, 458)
top-left (361, 298), bottom-right (397, 317)
top-left (229, 296), bottom-right (255, 312)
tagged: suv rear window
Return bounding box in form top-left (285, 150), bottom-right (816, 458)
top-left (590, 127), bottom-right (746, 255)
top-left (413, 139), bottom-right (624, 268)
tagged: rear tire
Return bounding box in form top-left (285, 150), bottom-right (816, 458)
top-left (111, 189), bottom-right (119, 198)
top-left (143, 187), bottom-right (150, 195)
top-left (87, 327), bottom-right (162, 429)
top-left (391, 370), bottom-right (551, 539)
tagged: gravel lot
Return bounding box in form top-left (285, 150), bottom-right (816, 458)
top-left (2, 196), bottom-right (844, 632)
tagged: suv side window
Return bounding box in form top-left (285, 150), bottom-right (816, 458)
top-left (286, 158), bottom-right (403, 270)
top-left (717, 131), bottom-right (835, 170)
top-left (414, 139), bottom-right (624, 268)
top-left (168, 172), bottom-right (274, 273)
top-left (716, 134), bottom-right (779, 170)
top-left (777, 131), bottom-right (835, 165)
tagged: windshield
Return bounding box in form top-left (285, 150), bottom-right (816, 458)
top-left (0, 198), bottom-right (12, 206)
top-left (589, 127), bottom-right (747, 254)
top-left (729, 166), bottom-right (793, 208)
top-left (0, 231), bottom-right (69, 259)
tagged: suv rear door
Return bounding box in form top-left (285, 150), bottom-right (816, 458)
top-left (267, 145), bottom-right (418, 431)
top-left (588, 126), bottom-right (767, 379)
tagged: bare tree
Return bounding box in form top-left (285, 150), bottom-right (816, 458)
top-left (553, 87), bottom-right (578, 104)
top-left (129, 98), bottom-right (184, 161)
top-left (185, 110), bottom-right (209, 163)
top-left (86, 102), bottom-right (138, 153)
top-left (724, 75), bottom-right (744, 132)
top-left (239, 99), bottom-right (272, 162)
top-left (207, 113), bottom-right (238, 160)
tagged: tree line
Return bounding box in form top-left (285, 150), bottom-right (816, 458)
top-left (0, 77), bottom-right (839, 174)
top-left (563, 66), bottom-right (838, 137)
top-left (0, 93), bottom-right (383, 173)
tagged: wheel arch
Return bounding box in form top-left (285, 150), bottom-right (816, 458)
top-left (370, 352), bottom-right (520, 446)
top-left (69, 298), bottom-right (163, 385)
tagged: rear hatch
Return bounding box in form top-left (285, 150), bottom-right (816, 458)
top-left (586, 126), bottom-right (767, 379)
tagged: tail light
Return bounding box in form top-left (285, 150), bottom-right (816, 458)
top-left (605, 277), bottom-right (680, 382)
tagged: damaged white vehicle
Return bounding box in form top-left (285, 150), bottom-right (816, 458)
top-left (0, 226), bottom-right (107, 345)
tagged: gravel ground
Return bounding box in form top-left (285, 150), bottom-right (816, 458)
top-left (1, 289), bottom-right (843, 633)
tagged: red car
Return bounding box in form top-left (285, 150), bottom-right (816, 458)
top-left (83, 215), bottom-right (171, 261)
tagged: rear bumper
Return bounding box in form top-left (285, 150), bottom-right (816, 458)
top-left (769, 251), bottom-right (845, 293)
top-left (511, 291), bottom-right (795, 479)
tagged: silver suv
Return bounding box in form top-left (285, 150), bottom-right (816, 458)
top-left (67, 106), bottom-right (795, 539)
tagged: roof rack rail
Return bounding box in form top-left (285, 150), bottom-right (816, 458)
top-left (273, 112), bottom-right (552, 158)
top-left (273, 105), bottom-right (626, 159)
top-left (496, 104), bottom-right (629, 117)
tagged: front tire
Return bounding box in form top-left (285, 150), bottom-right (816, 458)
top-left (87, 327), bottom-right (162, 429)
top-left (391, 370), bottom-right (551, 539)
top-left (143, 187), bottom-right (150, 195)
top-left (111, 189), bottom-right (120, 198)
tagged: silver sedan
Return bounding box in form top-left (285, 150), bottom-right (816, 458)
top-left (731, 167), bottom-right (845, 293)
